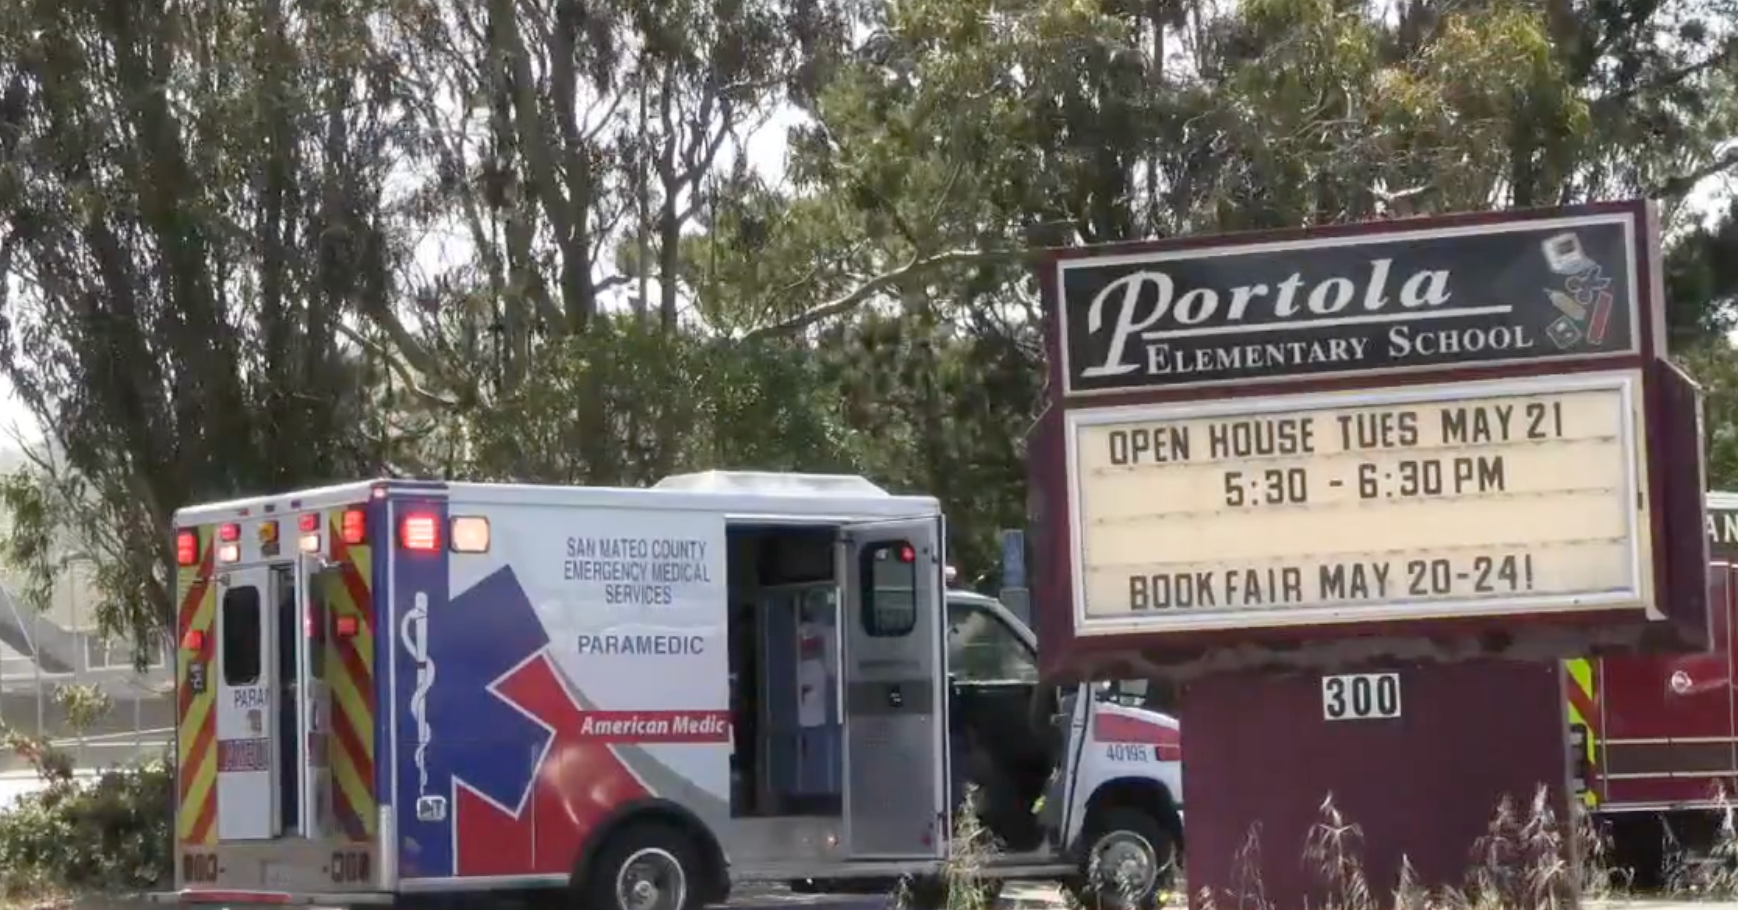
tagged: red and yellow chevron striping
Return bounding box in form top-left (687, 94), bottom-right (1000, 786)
top-left (1564, 658), bottom-right (1600, 807)
top-left (326, 510), bottom-right (377, 842)
top-left (177, 527), bottom-right (219, 844)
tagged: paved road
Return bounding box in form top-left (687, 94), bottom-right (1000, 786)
top-left (723, 881), bottom-right (1065, 910)
top-left (33, 882), bottom-right (1068, 910)
top-left (1589, 902), bottom-right (1738, 910)
top-left (727, 888), bottom-right (1738, 910)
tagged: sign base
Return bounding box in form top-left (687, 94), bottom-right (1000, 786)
top-left (1179, 659), bottom-right (1577, 910)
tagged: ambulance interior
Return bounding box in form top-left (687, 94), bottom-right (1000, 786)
top-left (724, 526), bottom-right (1057, 850)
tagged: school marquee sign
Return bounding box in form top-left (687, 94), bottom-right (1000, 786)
top-left (1034, 201), bottom-right (1710, 651)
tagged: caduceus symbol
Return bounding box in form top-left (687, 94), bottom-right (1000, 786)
top-left (401, 592), bottom-right (435, 795)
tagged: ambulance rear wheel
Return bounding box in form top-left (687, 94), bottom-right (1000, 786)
top-left (1065, 807), bottom-right (1176, 910)
top-left (582, 822), bottom-right (701, 910)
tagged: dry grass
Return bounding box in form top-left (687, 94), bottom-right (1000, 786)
top-left (1194, 786), bottom-right (1738, 910)
top-left (1659, 788), bottom-right (1738, 900)
top-left (1199, 788), bottom-right (1580, 910)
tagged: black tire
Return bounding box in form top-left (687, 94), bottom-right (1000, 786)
top-left (579, 822), bottom-right (704, 910)
top-left (1065, 806), bottom-right (1177, 910)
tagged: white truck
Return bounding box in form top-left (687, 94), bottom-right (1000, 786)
top-left (154, 471), bottom-right (1184, 910)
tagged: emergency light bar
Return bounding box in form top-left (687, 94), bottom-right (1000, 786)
top-left (400, 513), bottom-right (440, 552)
top-left (340, 508), bottom-right (366, 545)
top-left (175, 530), bottom-right (198, 567)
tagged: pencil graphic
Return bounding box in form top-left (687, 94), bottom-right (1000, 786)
top-left (1587, 291), bottom-right (1613, 345)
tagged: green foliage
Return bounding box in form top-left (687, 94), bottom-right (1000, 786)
top-left (1, 0), bottom-right (1736, 660)
top-left (0, 687), bottom-right (173, 899)
top-left (460, 318), bottom-right (861, 485)
top-left (1677, 342), bottom-right (1738, 492)
top-left (0, 760), bottom-right (174, 899)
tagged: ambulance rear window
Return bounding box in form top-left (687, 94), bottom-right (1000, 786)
top-left (222, 587), bottom-right (262, 686)
top-left (859, 541), bottom-right (918, 637)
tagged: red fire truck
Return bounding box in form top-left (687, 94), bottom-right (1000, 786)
top-left (1567, 491), bottom-right (1738, 882)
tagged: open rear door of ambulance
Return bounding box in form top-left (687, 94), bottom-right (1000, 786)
top-left (301, 503), bottom-right (388, 894)
top-left (163, 503), bottom-right (387, 905)
top-left (838, 518), bottom-right (950, 862)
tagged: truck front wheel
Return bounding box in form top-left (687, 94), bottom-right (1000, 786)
top-left (1065, 806), bottom-right (1177, 910)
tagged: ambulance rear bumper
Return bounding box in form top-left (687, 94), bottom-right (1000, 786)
top-left (149, 889), bottom-right (394, 906)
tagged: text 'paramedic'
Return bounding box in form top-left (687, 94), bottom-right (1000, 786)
top-left (577, 634), bottom-right (706, 656)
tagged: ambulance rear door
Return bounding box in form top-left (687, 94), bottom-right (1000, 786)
top-left (213, 562), bottom-right (281, 840)
top-left (838, 518), bottom-right (949, 861)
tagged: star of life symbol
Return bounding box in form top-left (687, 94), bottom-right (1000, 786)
top-left (401, 592), bottom-right (447, 823)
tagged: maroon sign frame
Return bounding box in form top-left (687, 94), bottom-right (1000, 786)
top-left (1031, 200), bottom-right (1710, 683)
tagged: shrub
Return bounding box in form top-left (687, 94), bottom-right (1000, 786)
top-left (0, 685), bottom-right (174, 900)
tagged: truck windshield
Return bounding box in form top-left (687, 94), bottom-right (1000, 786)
top-left (1100, 678), bottom-right (1178, 712)
top-left (945, 599), bottom-right (1040, 684)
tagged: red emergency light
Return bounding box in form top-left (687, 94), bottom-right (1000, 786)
top-left (175, 530), bottom-right (198, 567)
top-left (218, 523), bottom-right (241, 543)
top-left (335, 616), bottom-right (360, 638)
top-left (180, 629), bottom-right (206, 652)
top-left (340, 508), bottom-right (367, 545)
top-left (899, 545), bottom-right (916, 563)
top-left (400, 513), bottom-right (440, 552)
top-left (298, 513), bottom-right (320, 533)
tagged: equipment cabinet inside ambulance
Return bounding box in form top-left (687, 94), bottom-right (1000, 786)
top-left (157, 472), bottom-right (1183, 910)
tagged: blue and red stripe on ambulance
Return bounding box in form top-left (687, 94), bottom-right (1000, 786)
top-left (384, 486), bottom-right (730, 879)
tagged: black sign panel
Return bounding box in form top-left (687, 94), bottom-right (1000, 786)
top-left (1058, 212), bottom-right (1641, 394)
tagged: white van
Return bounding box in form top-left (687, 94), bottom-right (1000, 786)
top-left (154, 472), bottom-right (1183, 910)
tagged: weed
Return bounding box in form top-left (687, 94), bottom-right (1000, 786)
top-left (1193, 787), bottom-right (1597, 910)
top-left (1661, 785), bottom-right (1738, 899)
top-left (897, 784), bottom-right (1005, 910)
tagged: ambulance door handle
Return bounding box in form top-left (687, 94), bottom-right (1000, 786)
top-left (887, 684), bottom-right (904, 709)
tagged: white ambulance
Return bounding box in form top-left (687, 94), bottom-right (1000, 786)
top-left (154, 472), bottom-right (1183, 910)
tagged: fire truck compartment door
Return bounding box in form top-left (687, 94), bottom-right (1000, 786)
top-left (1602, 564), bottom-right (1738, 790)
top-left (838, 518), bottom-right (948, 860)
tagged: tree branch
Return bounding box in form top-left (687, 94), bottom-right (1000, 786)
top-left (1652, 145), bottom-right (1738, 201)
top-left (333, 321), bottom-right (460, 408)
top-left (741, 248), bottom-right (1026, 340)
